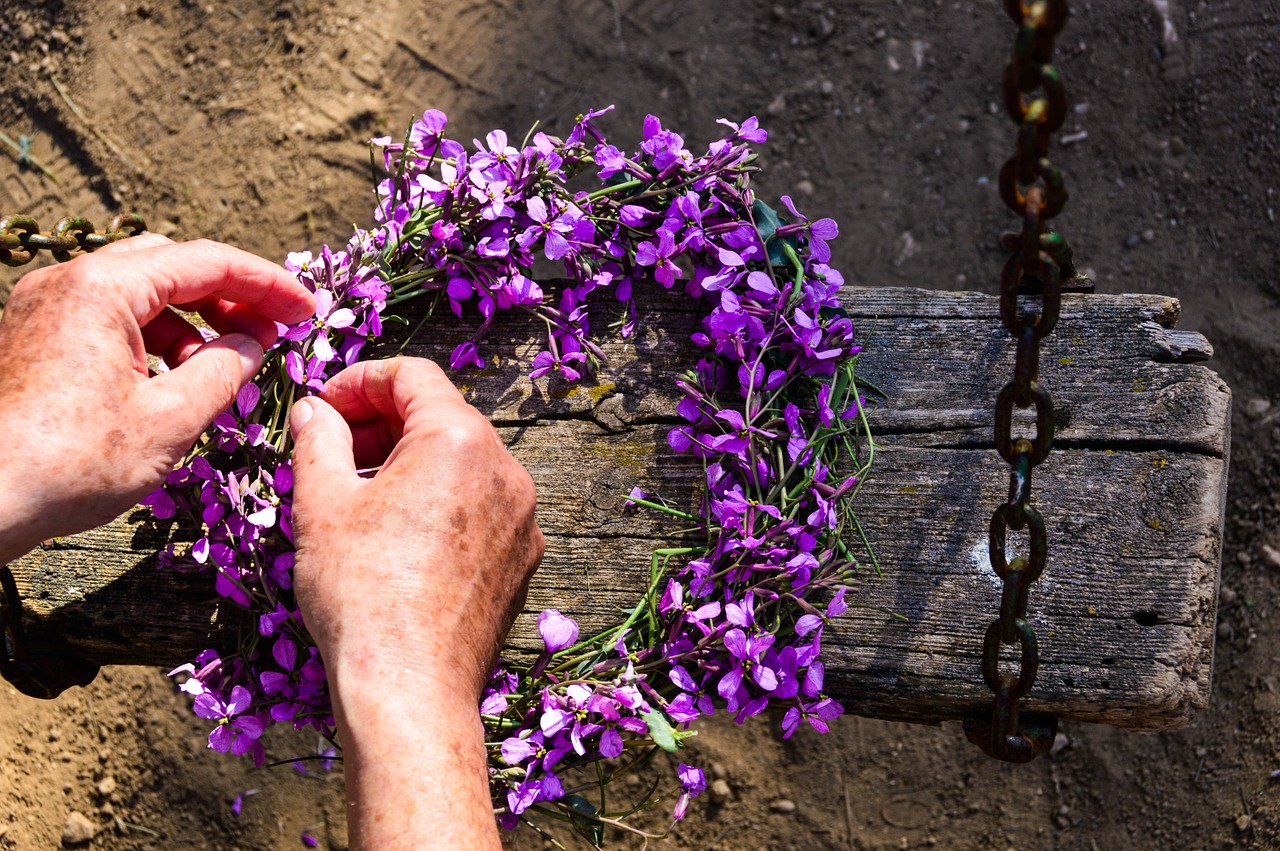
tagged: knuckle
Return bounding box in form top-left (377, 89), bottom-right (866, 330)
top-left (403, 355), bottom-right (447, 382)
top-left (395, 356), bottom-right (451, 394)
top-left (510, 462), bottom-right (539, 511)
top-left (183, 237), bottom-right (222, 255)
top-left (437, 414), bottom-right (495, 456)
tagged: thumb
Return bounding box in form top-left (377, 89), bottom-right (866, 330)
top-left (141, 332), bottom-right (263, 445)
top-left (289, 395), bottom-right (360, 513)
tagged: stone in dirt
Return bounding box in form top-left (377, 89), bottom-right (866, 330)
top-left (61, 811), bottom-right (97, 846)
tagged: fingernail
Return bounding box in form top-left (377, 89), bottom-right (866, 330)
top-left (230, 334), bottom-right (265, 384)
top-left (291, 398), bottom-right (314, 433)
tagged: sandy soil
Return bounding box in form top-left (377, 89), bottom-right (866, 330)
top-left (1, 1), bottom-right (1278, 848)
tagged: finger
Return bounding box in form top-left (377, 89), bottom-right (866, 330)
top-left (137, 333), bottom-right (264, 447)
top-left (93, 232), bottom-right (172, 254)
top-left (188, 298), bottom-right (281, 350)
top-left (319, 358), bottom-right (465, 433)
top-left (290, 397), bottom-right (360, 509)
top-left (141, 307), bottom-right (207, 367)
top-left (81, 238), bottom-right (316, 327)
top-left (348, 417), bottom-right (404, 470)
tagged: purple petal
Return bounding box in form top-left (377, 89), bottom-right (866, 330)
top-left (795, 614), bottom-right (823, 637)
top-left (537, 609), bottom-right (580, 653)
top-left (208, 725), bottom-right (233, 753)
top-left (226, 685), bottom-right (252, 716)
top-left (599, 727), bottom-right (623, 759)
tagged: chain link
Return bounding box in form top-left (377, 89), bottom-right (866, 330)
top-left (962, 0), bottom-right (1089, 764)
top-left (0, 213), bottom-right (147, 267)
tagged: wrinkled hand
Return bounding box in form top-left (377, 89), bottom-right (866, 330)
top-left (289, 356), bottom-right (544, 701)
top-left (0, 235), bottom-right (315, 562)
top-left (289, 357), bottom-right (543, 850)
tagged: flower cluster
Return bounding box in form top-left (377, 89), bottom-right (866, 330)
top-left (150, 106), bottom-right (873, 841)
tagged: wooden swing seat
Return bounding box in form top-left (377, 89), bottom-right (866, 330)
top-left (8, 286), bottom-right (1229, 731)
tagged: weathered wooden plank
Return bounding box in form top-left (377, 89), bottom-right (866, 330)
top-left (7, 288), bottom-right (1229, 730)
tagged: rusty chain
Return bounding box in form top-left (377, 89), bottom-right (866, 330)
top-left (962, 0), bottom-right (1091, 764)
top-left (0, 213), bottom-right (147, 267)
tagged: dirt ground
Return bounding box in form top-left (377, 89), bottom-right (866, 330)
top-left (1, 1), bottom-right (1278, 848)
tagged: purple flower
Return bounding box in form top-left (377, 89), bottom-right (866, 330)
top-left (529, 350), bottom-right (587, 381)
top-left (193, 686), bottom-right (265, 764)
top-left (781, 697), bottom-right (844, 738)
top-left (230, 789), bottom-right (257, 816)
top-left (538, 610), bottom-right (579, 653)
top-left (717, 115), bottom-right (768, 143)
top-left (640, 114), bottom-right (690, 173)
top-left (594, 144), bottom-right (627, 179)
top-left (673, 763), bottom-right (707, 819)
top-left (449, 341), bottom-right (484, 370)
top-left (635, 230), bottom-right (682, 287)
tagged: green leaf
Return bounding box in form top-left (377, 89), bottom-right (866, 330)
top-left (641, 708), bottom-right (679, 752)
top-left (819, 304), bottom-right (850, 323)
top-left (563, 795), bottom-right (603, 847)
top-left (752, 198), bottom-right (782, 243)
top-left (753, 198), bottom-right (801, 267)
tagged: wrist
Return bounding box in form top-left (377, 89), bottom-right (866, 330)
top-left (331, 667), bottom-right (499, 850)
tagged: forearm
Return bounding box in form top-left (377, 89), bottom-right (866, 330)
top-left (332, 673), bottom-right (500, 850)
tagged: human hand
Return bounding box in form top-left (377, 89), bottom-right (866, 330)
top-left (289, 356), bottom-right (544, 703)
top-left (0, 235), bottom-right (316, 563)
top-left (289, 357), bottom-right (543, 849)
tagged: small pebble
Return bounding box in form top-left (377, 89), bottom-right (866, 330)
top-left (62, 811), bottom-right (97, 846)
top-left (771, 798), bottom-right (797, 814)
top-left (819, 79), bottom-right (834, 95)
top-left (1050, 731), bottom-right (1070, 756)
top-left (1218, 620), bottom-right (1235, 641)
top-left (1237, 813), bottom-right (1252, 831)
top-left (1220, 585), bottom-right (1238, 606)
top-left (1261, 545), bottom-right (1280, 571)
top-left (1141, 229), bottom-right (1156, 243)
top-left (1244, 398), bottom-right (1272, 420)
top-left (794, 179), bottom-right (815, 196)
top-left (711, 762), bottom-right (727, 780)
top-left (767, 93), bottom-right (787, 115)
top-left (711, 778), bottom-right (732, 800)
top-left (97, 776), bottom-right (117, 797)
top-left (1123, 232), bottom-right (1142, 249)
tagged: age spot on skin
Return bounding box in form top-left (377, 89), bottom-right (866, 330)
top-left (449, 506), bottom-right (469, 534)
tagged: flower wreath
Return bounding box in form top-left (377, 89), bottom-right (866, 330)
top-left (153, 106), bottom-right (874, 841)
